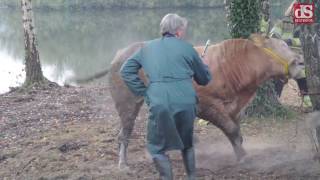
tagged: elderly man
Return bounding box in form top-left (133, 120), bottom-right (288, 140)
top-left (120, 14), bottom-right (211, 180)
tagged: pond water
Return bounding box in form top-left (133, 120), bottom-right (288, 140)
top-left (0, 3), bottom-right (289, 93)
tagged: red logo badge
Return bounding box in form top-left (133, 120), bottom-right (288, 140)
top-left (293, 3), bottom-right (315, 24)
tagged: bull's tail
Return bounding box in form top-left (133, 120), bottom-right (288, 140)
top-left (75, 68), bottom-right (110, 84)
top-left (75, 42), bottom-right (146, 84)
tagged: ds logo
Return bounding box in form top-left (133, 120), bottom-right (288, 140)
top-left (293, 3), bottom-right (315, 24)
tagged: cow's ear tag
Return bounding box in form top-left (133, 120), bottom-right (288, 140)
top-left (250, 34), bottom-right (264, 47)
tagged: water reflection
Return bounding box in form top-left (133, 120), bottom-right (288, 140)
top-left (0, 3), bottom-right (290, 93)
top-left (0, 8), bottom-right (229, 93)
top-left (0, 50), bottom-right (24, 93)
top-left (0, 49), bottom-right (75, 93)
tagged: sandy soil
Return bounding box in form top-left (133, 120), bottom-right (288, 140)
top-left (0, 84), bottom-right (320, 180)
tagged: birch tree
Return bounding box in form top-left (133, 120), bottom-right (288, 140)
top-left (21, 0), bottom-right (46, 87)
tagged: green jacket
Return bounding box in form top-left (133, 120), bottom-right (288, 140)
top-left (120, 36), bottom-right (211, 105)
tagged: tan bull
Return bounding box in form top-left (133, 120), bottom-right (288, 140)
top-left (106, 34), bottom-right (304, 168)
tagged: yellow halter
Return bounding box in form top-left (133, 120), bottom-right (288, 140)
top-left (250, 36), bottom-right (289, 76)
top-left (261, 47), bottom-right (289, 76)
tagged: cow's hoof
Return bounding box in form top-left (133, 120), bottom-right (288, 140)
top-left (193, 134), bottom-right (200, 144)
top-left (118, 162), bottom-right (130, 171)
top-left (313, 152), bottom-right (320, 162)
top-left (235, 149), bottom-right (247, 162)
top-left (237, 154), bottom-right (249, 164)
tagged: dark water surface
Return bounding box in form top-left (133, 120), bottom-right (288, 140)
top-left (0, 3), bottom-right (289, 93)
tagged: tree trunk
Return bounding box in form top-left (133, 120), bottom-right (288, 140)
top-left (21, 0), bottom-right (45, 87)
top-left (300, 23), bottom-right (320, 110)
top-left (298, 0), bottom-right (320, 161)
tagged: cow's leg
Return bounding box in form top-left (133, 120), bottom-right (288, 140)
top-left (198, 103), bottom-right (246, 161)
top-left (117, 98), bottom-right (144, 169)
top-left (232, 114), bottom-right (244, 146)
top-left (110, 81), bottom-right (144, 169)
top-left (116, 97), bottom-right (144, 169)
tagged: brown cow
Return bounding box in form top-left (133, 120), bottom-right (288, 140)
top-left (107, 34), bottom-right (304, 169)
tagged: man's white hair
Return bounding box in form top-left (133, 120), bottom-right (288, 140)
top-left (160, 13), bottom-right (188, 35)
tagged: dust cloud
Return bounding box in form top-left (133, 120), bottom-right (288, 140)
top-left (194, 116), bottom-right (320, 178)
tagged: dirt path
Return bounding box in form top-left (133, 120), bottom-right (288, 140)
top-left (0, 86), bottom-right (319, 180)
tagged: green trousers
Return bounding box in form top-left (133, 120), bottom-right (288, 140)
top-left (146, 103), bottom-right (196, 155)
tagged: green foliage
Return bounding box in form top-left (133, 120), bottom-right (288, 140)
top-left (227, 0), bottom-right (261, 38)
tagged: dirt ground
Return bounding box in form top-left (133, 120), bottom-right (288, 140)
top-left (0, 81), bottom-right (320, 180)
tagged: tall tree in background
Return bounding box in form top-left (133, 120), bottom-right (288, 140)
top-left (226, 0), bottom-right (260, 38)
top-left (226, 0), bottom-right (284, 117)
top-left (299, 0), bottom-right (320, 110)
top-left (298, 0), bottom-right (320, 158)
top-left (21, 0), bottom-right (46, 87)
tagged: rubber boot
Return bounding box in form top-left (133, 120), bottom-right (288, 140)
top-left (182, 147), bottom-right (196, 180)
top-left (152, 154), bottom-right (173, 180)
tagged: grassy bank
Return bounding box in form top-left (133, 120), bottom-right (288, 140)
top-left (0, 0), bottom-right (224, 10)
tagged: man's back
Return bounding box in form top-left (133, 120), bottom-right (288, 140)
top-left (139, 36), bottom-right (208, 105)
